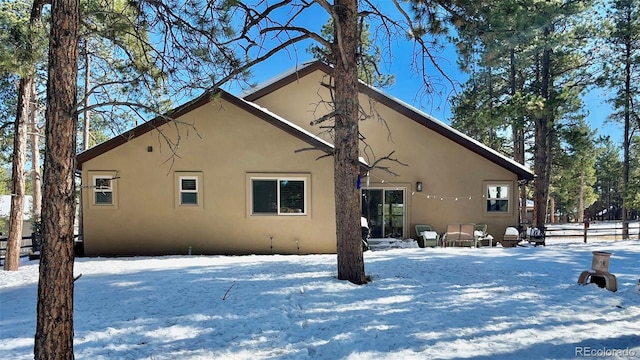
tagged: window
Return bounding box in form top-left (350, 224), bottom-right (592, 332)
top-left (93, 176), bottom-right (113, 205)
top-left (179, 176), bottom-right (198, 205)
top-left (88, 171), bottom-right (118, 208)
top-left (251, 177), bottom-right (306, 215)
top-left (486, 184), bottom-right (510, 212)
top-left (174, 172), bottom-right (203, 209)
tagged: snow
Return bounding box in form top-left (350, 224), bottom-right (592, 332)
top-left (1, 237), bottom-right (640, 359)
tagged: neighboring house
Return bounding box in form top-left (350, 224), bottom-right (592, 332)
top-left (76, 61), bottom-right (534, 256)
top-left (0, 195), bottom-right (34, 238)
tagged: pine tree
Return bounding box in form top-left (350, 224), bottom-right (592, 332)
top-left (446, 0), bottom-right (594, 228)
top-left (593, 137), bottom-right (623, 220)
top-left (1, 0), bottom-right (47, 271)
top-left (599, 0), bottom-right (640, 237)
top-left (553, 118), bottom-right (598, 222)
top-left (34, 0), bottom-right (79, 357)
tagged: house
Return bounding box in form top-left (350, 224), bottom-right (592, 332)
top-left (76, 61), bottom-right (534, 256)
top-left (0, 195), bottom-right (34, 237)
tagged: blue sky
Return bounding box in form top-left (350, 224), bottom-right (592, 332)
top-left (231, 1), bottom-right (623, 146)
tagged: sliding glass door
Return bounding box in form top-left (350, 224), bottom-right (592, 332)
top-left (361, 188), bottom-right (405, 238)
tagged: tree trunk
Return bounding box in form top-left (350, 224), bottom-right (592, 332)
top-left (509, 48), bottom-right (528, 227)
top-left (3, 77), bottom-right (32, 271)
top-left (332, 0), bottom-right (367, 284)
top-left (78, 48), bottom-right (91, 239)
top-left (3, 0), bottom-right (47, 273)
top-left (578, 171), bottom-right (584, 223)
top-left (533, 113), bottom-right (551, 227)
top-left (34, 0), bottom-right (79, 358)
top-left (30, 80), bottom-right (42, 224)
top-left (621, 29), bottom-right (632, 239)
top-left (533, 30), bottom-right (553, 229)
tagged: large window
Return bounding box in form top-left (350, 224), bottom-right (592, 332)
top-left (251, 177), bottom-right (306, 215)
top-left (93, 176), bottom-right (113, 205)
top-left (486, 184), bottom-right (510, 213)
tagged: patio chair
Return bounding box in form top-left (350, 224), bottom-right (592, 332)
top-left (473, 223), bottom-right (494, 246)
top-left (444, 223), bottom-right (480, 247)
top-left (415, 224), bottom-right (440, 247)
top-left (527, 226), bottom-right (546, 246)
top-left (500, 226), bottom-right (520, 247)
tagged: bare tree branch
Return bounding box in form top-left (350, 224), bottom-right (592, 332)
top-left (367, 151), bottom-right (409, 176)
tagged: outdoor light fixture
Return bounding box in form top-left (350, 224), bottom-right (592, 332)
top-left (416, 181), bottom-right (423, 192)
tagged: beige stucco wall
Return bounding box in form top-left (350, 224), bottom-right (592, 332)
top-left (81, 98), bottom-right (337, 256)
top-left (251, 70), bottom-right (521, 239)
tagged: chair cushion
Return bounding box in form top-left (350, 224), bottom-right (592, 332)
top-left (420, 231), bottom-right (438, 239)
top-left (505, 227), bottom-right (519, 236)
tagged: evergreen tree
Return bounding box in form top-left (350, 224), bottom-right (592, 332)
top-left (599, 0), bottom-right (640, 237)
top-left (593, 136), bottom-right (623, 220)
top-left (445, 0), bottom-right (595, 227)
top-left (308, 18), bottom-right (394, 88)
top-left (626, 135), bottom-right (640, 215)
top-left (1, 0), bottom-right (47, 271)
top-left (552, 118), bottom-right (598, 222)
top-left (35, 0), bottom-right (78, 356)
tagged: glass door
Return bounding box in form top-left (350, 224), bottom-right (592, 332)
top-left (361, 188), bottom-right (405, 238)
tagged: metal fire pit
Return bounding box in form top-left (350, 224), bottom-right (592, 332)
top-left (577, 251), bottom-right (617, 292)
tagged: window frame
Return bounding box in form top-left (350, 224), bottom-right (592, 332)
top-left (179, 176), bottom-right (199, 206)
top-left (93, 175), bottom-right (114, 205)
top-left (174, 172), bottom-right (203, 209)
top-left (484, 183), bottom-right (511, 214)
top-left (250, 176), bottom-right (308, 216)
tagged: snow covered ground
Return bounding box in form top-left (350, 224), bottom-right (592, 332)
top-left (1, 236), bottom-right (639, 359)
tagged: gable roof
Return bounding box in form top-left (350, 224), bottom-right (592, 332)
top-left (243, 61), bottom-right (535, 181)
top-left (75, 90), bottom-right (337, 169)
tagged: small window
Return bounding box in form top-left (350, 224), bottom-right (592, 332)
top-left (486, 184), bottom-right (509, 212)
top-left (252, 178), bottom-right (306, 215)
top-left (179, 176), bottom-right (199, 205)
top-left (93, 176), bottom-right (113, 205)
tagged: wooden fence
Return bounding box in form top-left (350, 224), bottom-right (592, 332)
top-left (0, 233), bottom-right (40, 265)
top-left (529, 221), bottom-right (640, 244)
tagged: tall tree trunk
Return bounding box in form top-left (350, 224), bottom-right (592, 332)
top-left (534, 30), bottom-right (553, 229)
top-left (4, 77), bottom-right (32, 271)
top-left (30, 81), bottom-right (42, 225)
top-left (34, 0), bottom-right (79, 358)
top-left (509, 48), bottom-right (528, 226)
top-left (621, 31), bottom-right (632, 239)
top-left (78, 48), bottom-right (91, 239)
top-left (83, 49), bottom-right (91, 150)
top-left (333, 0), bottom-right (367, 284)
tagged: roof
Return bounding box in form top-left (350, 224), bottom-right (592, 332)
top-left (75, 89), bottom-right (337, 169)
top-left (243, 61), bottom-right (535, 181)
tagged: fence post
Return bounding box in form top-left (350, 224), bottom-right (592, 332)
top-left (583, 220), bottom-right (589, 243)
